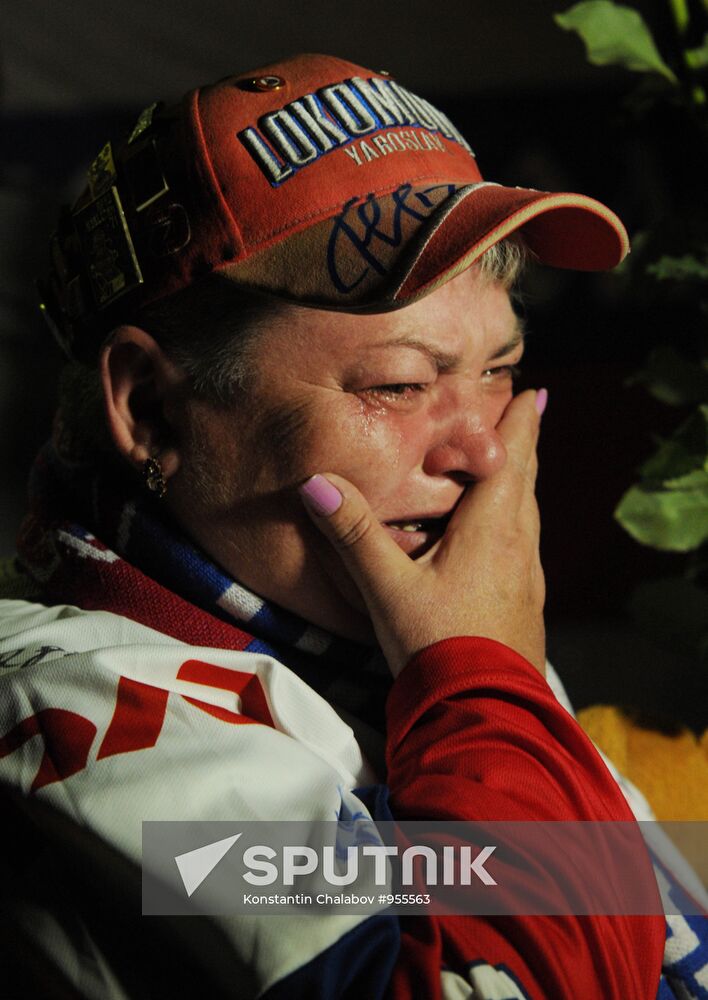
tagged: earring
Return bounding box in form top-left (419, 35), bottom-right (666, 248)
top-left (142, 457), bottom-right (167, 498)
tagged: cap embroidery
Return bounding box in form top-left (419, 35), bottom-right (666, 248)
top-left (344, 129), bottom-right (447, 166)
top-left (238, 76), bottom-right (474, 186)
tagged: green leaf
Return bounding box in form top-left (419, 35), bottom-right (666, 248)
top-left (685, 34), bottom-right (708, 72)
top-left (647, 252), bottom-right (708, 281)
top-left (630, 348), bottom-right (708, 407)
top-left (555, 1), bottom-right (678, 83)
top-left (664, 468), bottom-right (708, 489)
top-left (615, 481), bottom-right (708, 550)
top-left (619, 407), bottom-right (708, 550)
top-left (669, 0), bottom-right (690, 34)
top-left (640, 437), bottom-right (697, 480)
top-left (640, 405), bottom-right (708, 480)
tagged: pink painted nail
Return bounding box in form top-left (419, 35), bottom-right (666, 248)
top-left (535, 388), bottom-right (548, 417)
top-left (298, 475), bottom-right (343, 517)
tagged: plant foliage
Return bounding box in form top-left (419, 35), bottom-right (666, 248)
top-left (555, 0), bottom-right (708, 659)
top-left (555, 1), bottom-right (678, 81)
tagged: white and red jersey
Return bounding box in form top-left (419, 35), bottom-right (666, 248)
top-left (0, 598), bottom-right (669, 998)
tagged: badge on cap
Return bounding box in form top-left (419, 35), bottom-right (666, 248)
top-left (73, 187), bottom-right (143, 308)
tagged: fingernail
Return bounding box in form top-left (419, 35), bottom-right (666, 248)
top-left (298, 475), bottom-right (343, 517)
top-left (535, 388), bottom-right (548, 417)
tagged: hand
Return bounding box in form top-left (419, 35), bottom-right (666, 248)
top-left (299, 389), bottom-right (546, 677)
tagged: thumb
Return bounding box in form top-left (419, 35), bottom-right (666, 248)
top-left (298, 473), bottom-right (412, 608)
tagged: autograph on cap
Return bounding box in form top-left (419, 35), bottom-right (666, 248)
top-left (326, 183), bottom-right (459, 294)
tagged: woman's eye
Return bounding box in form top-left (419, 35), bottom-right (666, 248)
top-left (482, 363), bottom-right (521, 382)
top-left (366, 382), bottom-right (425, 399)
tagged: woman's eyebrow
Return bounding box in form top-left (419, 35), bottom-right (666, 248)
top-left (485, 317), bottom-right (527, 363)
top-left (366, 315), bottom-right (526, 372)
top-left (366, 336), bottom-right (460, 371)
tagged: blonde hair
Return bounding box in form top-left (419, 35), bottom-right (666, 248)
top-left (478, 234), bottom-right (530, 288)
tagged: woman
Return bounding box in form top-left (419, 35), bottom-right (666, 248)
top-left (0, 54), bottom-right (674, 998)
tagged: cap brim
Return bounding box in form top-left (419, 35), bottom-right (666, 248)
top-left (220, 181), bottom-right (629, 312)
top-left (390, 182), bottom-right (630, 306)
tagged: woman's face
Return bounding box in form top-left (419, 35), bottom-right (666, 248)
top-left (167, 265), bottom-right (524, 640)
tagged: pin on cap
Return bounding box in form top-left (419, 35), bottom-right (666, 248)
top-left (39, 52), bottom-right (629, 360)
top-left (242, 74), bottom-right (286, 92)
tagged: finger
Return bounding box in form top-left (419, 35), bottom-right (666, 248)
top-left (497, 388), bottom-right (543, 471)
top-left (298, 473), bottom-right (413, 608)
top-left (488, 388), bottom-right (543, 504)
top-left (521, 388), bottom-right (545, 494)
top-left (438, 390), bottom-right (543, 551)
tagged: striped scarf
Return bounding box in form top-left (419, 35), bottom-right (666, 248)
top-left (16, 439), bottom-right (392, 751)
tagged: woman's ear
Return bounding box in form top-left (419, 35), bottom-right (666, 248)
top-left (100, 325), bottom-right (185, 479)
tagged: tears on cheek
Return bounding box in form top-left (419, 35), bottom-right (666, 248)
top-left (316, 399), bottom-right (429, 512)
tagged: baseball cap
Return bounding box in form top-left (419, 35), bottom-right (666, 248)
top-left (39, 52), bottom-right (630, 359)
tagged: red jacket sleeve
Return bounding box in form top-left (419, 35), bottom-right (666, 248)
top-left (384, 636), bottom-right (665, 1000)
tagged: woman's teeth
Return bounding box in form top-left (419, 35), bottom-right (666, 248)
top-left (389, 521), bottom-right (424, 532)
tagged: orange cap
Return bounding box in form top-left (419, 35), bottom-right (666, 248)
top-left (40, 53), bottom-right (629, 358)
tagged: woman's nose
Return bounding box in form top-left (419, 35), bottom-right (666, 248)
top-left (422, 406), bottom-right (507, 482)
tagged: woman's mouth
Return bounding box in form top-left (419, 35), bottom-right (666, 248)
top-left (384, 514), bottom-right (452, 556)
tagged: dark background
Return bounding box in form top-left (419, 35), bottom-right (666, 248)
top-left (2, 0), bottom-right (704, 727)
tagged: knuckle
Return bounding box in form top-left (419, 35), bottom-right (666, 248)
top-left (333, 512), bottom-right (373, 550)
